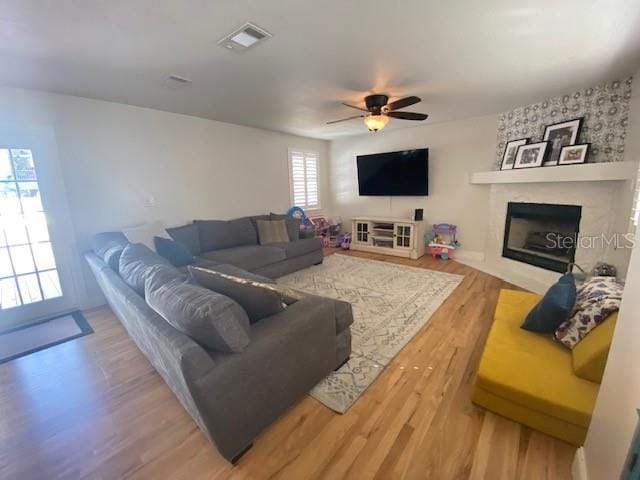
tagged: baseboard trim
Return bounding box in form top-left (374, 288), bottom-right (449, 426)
top-left (572, 447), bottom-right (588, 480)
top-left (454, 250), bottom-right (485, 262)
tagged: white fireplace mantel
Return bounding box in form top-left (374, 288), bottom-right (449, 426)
top-left (469, 161), bottom-right (637, 185)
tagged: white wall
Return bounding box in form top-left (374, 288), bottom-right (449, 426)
top-left (328, 115), bottom-right (498, 256)
top-left (581, 229), bottom-right (640, 478)
top-left (581, 70), bottom-right (640, 479)
top-left (0, 87), bottom-right (329, 308)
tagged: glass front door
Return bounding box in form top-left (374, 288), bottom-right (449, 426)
top-left (0, 148), bottom-right (63, 310)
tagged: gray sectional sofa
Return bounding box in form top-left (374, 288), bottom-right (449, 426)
top-left (86, 214), bottom-right (352, 462)
top-left (166, 214), bottom-right (324, 278)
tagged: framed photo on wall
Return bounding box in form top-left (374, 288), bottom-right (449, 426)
top-left (558, 143), bottom-right (590, 165)
top-left (513, 141), bottom-right (549, 169)
top-left (500, 138), bottom-right (530, 170)
top-left (543, 117), bottom-right (584, 166)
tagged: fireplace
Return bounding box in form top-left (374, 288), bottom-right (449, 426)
top-left (502, 202), bottom-right (582, 273)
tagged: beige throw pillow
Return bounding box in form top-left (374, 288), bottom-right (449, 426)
top-left (256, 219), bottom-right (289, 245)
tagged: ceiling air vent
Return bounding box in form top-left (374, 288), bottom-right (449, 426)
top-left (218, 22), bottom-right (272, 53)
top-left (164, 75), bottom-right (192, 90)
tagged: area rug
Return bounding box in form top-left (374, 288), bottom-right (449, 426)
top-left (0, 311), bottom-right (93, 365)
top-left (278, 254), bottom-right (463, 413)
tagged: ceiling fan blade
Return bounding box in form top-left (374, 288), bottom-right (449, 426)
top-left (326, 114), bottom-right (365, 125)
top-left (387, 111), bottom-right (428, 121)
top-left (342, 102), bottom-right (369, 112)
top-left (386, 96), bottom-right (421, 111)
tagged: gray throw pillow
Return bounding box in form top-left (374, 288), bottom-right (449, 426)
top-left (166, 223), bottom-right (201, 256)
top-left (103, 245), bottom-right (124, 271)
top-left (256, 219), bottom-right (289, 245)
top-left (270, 213), bottom-right (301, 241)
top-left (146, 265), bottom-right (251, 353)
top-left (119, 243), bottom-right (171, 295)
top-left (189, 265), bottom-right (286, 323)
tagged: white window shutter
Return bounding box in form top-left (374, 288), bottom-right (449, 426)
top-left (289, 149), bottom-right (320, 210)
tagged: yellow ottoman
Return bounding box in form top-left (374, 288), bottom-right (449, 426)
top-left (471, 289), bottom-right (600, 445)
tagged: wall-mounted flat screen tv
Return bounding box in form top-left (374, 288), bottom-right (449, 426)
top-left (357, 148), bottom-right (429, 196)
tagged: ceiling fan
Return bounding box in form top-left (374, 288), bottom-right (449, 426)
top-left (327, 94), bottom-right (428, 132)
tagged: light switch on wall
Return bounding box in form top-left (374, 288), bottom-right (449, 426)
top-left (144, 195), bottom-right (156, 207)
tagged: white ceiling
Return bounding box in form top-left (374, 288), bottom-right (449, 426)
top-left (1, 0), bottom-right (639, 139)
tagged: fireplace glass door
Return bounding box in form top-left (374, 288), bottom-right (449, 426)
top-left (502, 202), bottom-right (582, 273)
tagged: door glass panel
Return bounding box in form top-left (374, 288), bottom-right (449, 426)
top-left (18, 182), bottom-right (43, 212)
top-left (11, 149), bottom-right (37, 181)
top-left (32, 242), bottom-right (56, 271)
top-left (25, 212), bottom-right (49, 242)
top-left (0, 148), bottom-right (62, 310)
top-left (0, 150), bottom-right (14, 180)
top-left (0, 277), bottom-right (20, 308)
top-left (0, 247), bottom-right (12, 277)
top-left (0, 182), bottom-right (22, 214)
top-left (10, 245), bottom-right (35, 274)
top-left (17, 273), bottom-right (42, 304)
top-left (39, 269), bottom-right (62, 299)
top-left (3, 215), bottom-right (28, 245)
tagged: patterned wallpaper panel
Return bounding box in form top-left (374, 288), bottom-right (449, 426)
top-left (494, 77), bottom-right (633, 169)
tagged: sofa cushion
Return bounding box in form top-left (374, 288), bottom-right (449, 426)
top-left (154, 236), bottom-right (194, 267)
top-left (256, 220), bottom-right (289, 245)
top-left (166, 223), bottom-right (201, 256)
top-left (119, 243), bottom-right (171, 295)
top-left (145, 265), bottom-right (251, 353)
top-left (572, 311), bottom-right (618, 383)
top-left (521, 273), bottom-right (576, 333)
top-left (271, 237), bottom-right (323, 259)
top-left (189, 266), bottom-right (285, 323)
top-left (270, 213), bottom-right (301, 241)
top-left (474, 289), bottom-right (599, 429)
top-left (196, 217), bottom-right (257, 251)
top-left (202, 245), bottom-right (286, 271)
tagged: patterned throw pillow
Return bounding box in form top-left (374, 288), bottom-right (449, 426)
top-left (554, 276), bottom-right (623, 349)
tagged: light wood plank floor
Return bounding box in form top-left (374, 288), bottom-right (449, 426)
top-left (0, 250), bottom-right (575, 479)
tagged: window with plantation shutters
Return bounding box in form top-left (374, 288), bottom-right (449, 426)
top-left (288, 149), bottom-right (320, 210)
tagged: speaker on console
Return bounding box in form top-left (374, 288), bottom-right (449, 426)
top-left (414, 208), bottom-right (423, 221)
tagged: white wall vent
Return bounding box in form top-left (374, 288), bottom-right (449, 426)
top-left (218, 22), bottom-right (272, 53)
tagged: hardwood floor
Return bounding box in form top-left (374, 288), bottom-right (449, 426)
top-left (0, 250), bottom-right (575, 479)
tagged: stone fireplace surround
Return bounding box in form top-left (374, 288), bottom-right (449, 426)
top-left (462, 163), bottom-right (637, 293)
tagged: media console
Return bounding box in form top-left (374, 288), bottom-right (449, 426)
top-left (350, 216), bottom-right (427, 259)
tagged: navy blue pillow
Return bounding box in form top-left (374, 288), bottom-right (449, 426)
top-left (521, 273), bottom-right (576, 333)
top-left (154, 236), bottom-right (194, 267)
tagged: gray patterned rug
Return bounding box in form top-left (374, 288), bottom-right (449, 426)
top-left (278, 254), bottom-right (463, 413)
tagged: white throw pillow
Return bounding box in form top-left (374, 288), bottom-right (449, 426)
top-left (122, 221), bottom-right (170, 251)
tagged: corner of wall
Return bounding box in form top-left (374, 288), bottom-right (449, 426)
top-left (572, 447), bottom-right (589, 480)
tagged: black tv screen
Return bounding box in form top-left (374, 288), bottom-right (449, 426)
top-left (357, 149), bottom-right (428, 196)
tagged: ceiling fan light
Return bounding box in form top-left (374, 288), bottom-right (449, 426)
top-left (364, 114), bottom-right (389, 132)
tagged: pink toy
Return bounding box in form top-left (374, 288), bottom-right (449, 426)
top-left (427, 223), bottom-right (460, 260)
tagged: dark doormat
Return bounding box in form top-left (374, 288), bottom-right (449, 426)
top-left (0, 311), bottom-right (93, 365)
